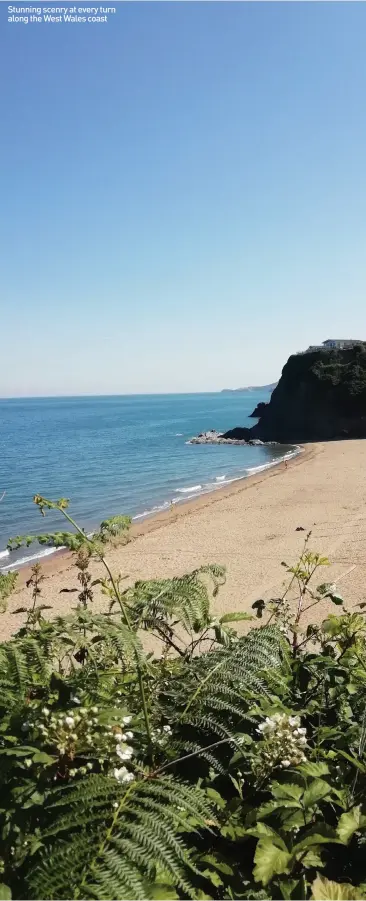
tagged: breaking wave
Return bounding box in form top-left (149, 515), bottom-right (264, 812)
top-left (1, 545), bottom-right (66, 573)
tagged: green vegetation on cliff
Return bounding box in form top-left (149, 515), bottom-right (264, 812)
top-left (312, 346), bottom-right (366, 395)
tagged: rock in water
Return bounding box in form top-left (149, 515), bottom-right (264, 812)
top-left (188, 430), bottom-right (224, 445)
top-left (188, 429), bottom-right (250, 445)
top-left (222, 426), bottom-right (251, 442)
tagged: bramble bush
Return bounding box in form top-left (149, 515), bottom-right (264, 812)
top-left (0, 496), bottom-right (366, 900)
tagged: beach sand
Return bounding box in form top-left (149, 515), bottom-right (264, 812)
top-left (2, 440), bottom-right (366, 642)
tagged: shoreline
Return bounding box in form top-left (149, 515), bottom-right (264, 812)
top-left (11, 443), bottom-right (310, 589)
top-left (1, 443), bottom-right (301, 578)
top-left (4, 438), bottom-right (366, 643)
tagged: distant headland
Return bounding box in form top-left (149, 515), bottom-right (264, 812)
top-left (221, 382), bottom-right (278, 394)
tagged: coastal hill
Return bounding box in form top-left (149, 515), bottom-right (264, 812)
top-left (223, 342), bottom-right (366, 443)
top-left (221, 382), bottom-right (277, 394)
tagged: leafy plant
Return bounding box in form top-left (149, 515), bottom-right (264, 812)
top-left (0, 571), bottom-right (18, 613)
top-left (1, 498), bottom-right (366, 898)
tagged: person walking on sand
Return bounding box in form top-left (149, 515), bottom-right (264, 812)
top-left (285, 459), bottom-right (288, 470)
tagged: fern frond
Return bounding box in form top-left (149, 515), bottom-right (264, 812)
top-left (26, 774), bottom-right (214, 900)
top-left (88, 850), bottom-right (147, 900)
top-left (124, 565), bottom-right (226, 637)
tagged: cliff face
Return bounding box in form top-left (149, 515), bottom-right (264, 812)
top-left (224, 345), bottom-right (366, 443)
top-left (249, 401), bottom-right (268, 418)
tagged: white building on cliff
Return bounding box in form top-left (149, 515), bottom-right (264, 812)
top-left (300, 339), bottom-right (364, 354)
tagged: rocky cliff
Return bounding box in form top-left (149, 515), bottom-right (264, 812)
top-left (249, 401), bottom-right (268, 418)
top-left (223, 345), bottom-right (366, 443)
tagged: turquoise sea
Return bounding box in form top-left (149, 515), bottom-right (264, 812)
top-left (0, 392), bottom-right (297, 570)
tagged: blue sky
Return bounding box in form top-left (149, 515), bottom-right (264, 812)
top-left (1, 2), bottom-right (365, 395)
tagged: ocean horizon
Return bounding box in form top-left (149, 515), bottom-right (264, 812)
top-left (0, 391), bottom-right (297, 571)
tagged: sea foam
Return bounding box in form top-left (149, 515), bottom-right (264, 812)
top-left (1, 545), bottom-right (65, 572)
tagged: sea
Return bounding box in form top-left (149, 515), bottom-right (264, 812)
top-left (0, 392), bottom-right (298, 571)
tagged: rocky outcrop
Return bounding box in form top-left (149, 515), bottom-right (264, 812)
top-left (188, 431), bottom-right (275, 447)
top-left (250, 345), bottom-right (366, 442)
top-left (249, 401), bottom-right (268, 418)
top-left (188, 430), bottom-right (249, 445)
top-left (191, 346), bottom-right (366, 445)
top-left (221, 426), bottom-right (251, 442)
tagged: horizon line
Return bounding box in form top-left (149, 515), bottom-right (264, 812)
top-left (0, 387), bottom-right (276, 400)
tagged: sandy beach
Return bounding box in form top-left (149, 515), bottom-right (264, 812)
top-left (2, 439), bottom-right (366, 642)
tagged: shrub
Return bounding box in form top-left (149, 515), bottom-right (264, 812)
top-left (0, 499), bottom-right (366, 899)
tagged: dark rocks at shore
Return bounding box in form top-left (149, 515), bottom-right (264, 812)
top-left (222, 426), bottom-right (251, 442)
top-left (190, 430), bottom-right (223, 444)
top-left (249, 401), bottom-right (268, 418)
top-left (188, 430), bottom-right (249, 445)
top-left (188, 430), bottom-right (278, 447)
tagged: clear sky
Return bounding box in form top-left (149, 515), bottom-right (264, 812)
top-left (1, 2), bottom-right (365, 396)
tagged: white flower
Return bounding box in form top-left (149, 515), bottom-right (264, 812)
top-left (281, 759), bottom-right (291, 767)
top-left (123, 715), bottom-right (132, 725)
top-left (71, 695), bottom-right (81, 705)
top-left (257, 717), bottom-right (276, 736)
top-left (114, 732), bottom-right (124, 742)
top-left (42, 707), bottom-right (50, 716)
top-left (21, 722), bottom-right (30, 732)
top-left (125, 731), bottom-right (133, 740)
top-left (289, 716), bottom-right (300, 727)
top-left (116, 745), bottom-right (133, 761)
top-left (163, 725), bottom-right (172, 734)
top-left (113, 801), bottom-right (119, 808)
top-left (64, 716), bottom-right (75, 728)
top-left (113, 766), bottom-right (134, 784)
top-left (91, 707), bottom-right (98, 714)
